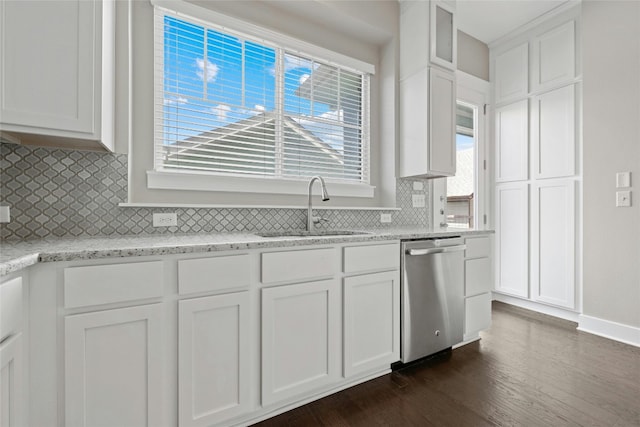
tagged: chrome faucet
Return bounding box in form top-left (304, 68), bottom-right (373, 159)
top-left (307, 176), bottom-right (330, 232)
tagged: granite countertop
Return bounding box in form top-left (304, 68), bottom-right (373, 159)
top-left (0, 227), bottom-right (493, 276)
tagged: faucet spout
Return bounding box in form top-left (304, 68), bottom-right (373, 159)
top-left (307, 176), bottom-right (330, 232)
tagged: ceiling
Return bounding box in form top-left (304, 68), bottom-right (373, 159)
top-left (456, 0), bottom-right (576, 44)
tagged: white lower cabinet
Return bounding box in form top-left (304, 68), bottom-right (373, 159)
top-left (64, 304), bottom-right (164, 427)
top-left (343, 271), bottom-right (400, 378)
top-left (178, 292), bottom-right (250, 427)
top-left (261, 279), bottom-right (341, 406)
top-left (463, 236), bottom-right (493, 341)
top-left (0, 334), bottom-right (24, 427)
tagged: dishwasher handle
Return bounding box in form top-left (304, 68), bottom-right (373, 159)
top-left (406, 245), bottom-right (466, 256)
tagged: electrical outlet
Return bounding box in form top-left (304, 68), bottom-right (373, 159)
top-left (412, 194), bottom-right (426, 208)
top-left (153, 212), bottom-right (178, 227)
top-left (380, 213), bottom-right (392, 223)
top-left (0, 206), bottom-right (10, 223)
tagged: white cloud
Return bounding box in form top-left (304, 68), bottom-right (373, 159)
top-left (299, 74), bottom-right (310, 85)
top-left (164, 96), bottom-right (188, 106)
top-left (196, 58), bottom-right (219, 82)
top-left (215, 104), bottom-right (231, 121)
top-left (254, 104), bottom-right (266, 112)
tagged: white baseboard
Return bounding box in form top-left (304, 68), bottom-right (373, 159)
top-left (577, 314), bottom-right (640, 348)
top-left (492, 292), bottom-right (580, 322)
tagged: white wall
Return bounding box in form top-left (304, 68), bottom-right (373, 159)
top-left (457, 31), bottom-right (489, 81)
top-left (582, 1), bottom-right (640, 329)
top-left (127, 0), bottom-right (399, 207)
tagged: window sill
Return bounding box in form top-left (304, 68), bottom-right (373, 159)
top-left (146, 170), bottom-right (376, 198)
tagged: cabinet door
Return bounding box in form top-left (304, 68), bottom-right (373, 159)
top-left (0, 0), bottom-right (95, 134)
top-left (429, 67), bottom-right (456, 176)
top-left (430, 1), bottom-right (457, 70)
top-left (494, 43), bottom-right (528, 104)
top-left (532, 20), bottom-right (575, 92)
top-left (531, 180), bottom-right (576, 309)
top-left (178, 292), bottom-right (250, 427)
top-left (261, 280), bottom-right (340, 406)
top-left (65, 304), bottom-right (164, 427)
top-left (495, 100), bottom-right (528, 182)
top-left (495, 183), bottom-right (529, 298)
top-left (465, 258), bottom-right (492, 297)
top-left (532, 85), bottom-right (576, 179)
top-left (343, 271), bottom-right (400, 378)
top-left (464, 293), bottom-right (491, 338)
top-left (0, 334), bottom-right (24, 427)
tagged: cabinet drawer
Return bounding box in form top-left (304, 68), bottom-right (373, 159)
top-left (179, 254), bottom-right (250, 295)
top-left (465, 293), bottom-right (491, 335)
top-left (464, 236), bottom-right (491, 259)
top-left (0, 277), bottom-right (22, 342)
top-left (262, 248), bottom-right (335, 284)
top-left (64, 261), bottom-right (164, 309)
top-left (343, 243), bottom-right (399, 274)
top-left (465, 258), bottom-right (492, 297)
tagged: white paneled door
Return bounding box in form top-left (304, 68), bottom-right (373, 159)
top-left (65, 304), bottom-right (164, 427)
top-left (261, 280), bottom-right (340, 406)
top-left (532, 85), bottom-right (576, 179)
top-left (494, 43), bottom-right (528, 104)
top-left (495, 100), bottom-right (529, 182)
top-left (532, 20), bottom-right (576, 92)
top-left (343, 271), bottom-right (400, 378)
top-left (532, 179), bottom-right (576, 309)
top-left (179, 292), bottom-right (250, 427)
top-left (495, 183), bottom-right (529, 298)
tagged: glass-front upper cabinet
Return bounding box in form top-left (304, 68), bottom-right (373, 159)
top-left (430, 1), bottom-right (457, 70)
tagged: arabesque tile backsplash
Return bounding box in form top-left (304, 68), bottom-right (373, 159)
top-left (0, 143), bottom-right (430, 240)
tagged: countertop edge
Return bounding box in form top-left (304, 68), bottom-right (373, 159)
top-left (1, 229), bottom-right (494, 276)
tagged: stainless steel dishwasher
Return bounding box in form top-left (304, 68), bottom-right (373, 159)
top-left (401, 237), bottom-right (466, 363)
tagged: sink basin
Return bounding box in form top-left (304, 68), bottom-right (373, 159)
top-left (256, 230), bottom-right (372, 238)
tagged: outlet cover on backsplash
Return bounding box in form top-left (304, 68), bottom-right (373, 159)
top-left (0, 143), bottom-right (431, 240)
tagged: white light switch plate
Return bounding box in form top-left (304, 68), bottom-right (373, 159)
top-left (412, 194), bottom-right (426, 208)
top-left (616, 191), bottom-right (631, 207)
top-left (413, 181), bottom-right (424, 191)
top-left (0, 206), bottom-right (10, 223)
top-left (616, 172), bottom-right (631, 188)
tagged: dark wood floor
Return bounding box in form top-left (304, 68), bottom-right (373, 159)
top-left (255, 301), bottom-right (640, 427)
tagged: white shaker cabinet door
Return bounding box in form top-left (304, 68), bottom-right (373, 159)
top-left (178, 292), bottom-right (251, 427)
top-left (343, 271), bottom-right (400, 378)
top-left (495, 100), bottom-right (529, 182)
top-left (65, 304), bottom-right (164, 427)
top-left (261, 280), bottom-right (340, 407)
top-left (0, 334), bottom-right (24, 427)
top-left (532, 85), bottom-right (576, 179)
top-left (532, 20), bottom-right (576, 92)
top-left (495, 183), bottom-right (529, 298)
top-left (531, 180), bottom-right (576, 309)
top-left (494, 43), bottom-right (528, 104)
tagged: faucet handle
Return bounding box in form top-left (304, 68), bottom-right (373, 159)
top-left (312, 216), bottom-right (330, 225)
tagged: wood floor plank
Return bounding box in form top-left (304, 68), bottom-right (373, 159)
top-left (253, 302), bottom-right (640, 427)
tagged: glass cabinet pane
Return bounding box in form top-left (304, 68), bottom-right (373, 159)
top-left (435, 5), bottom-right (453, 63)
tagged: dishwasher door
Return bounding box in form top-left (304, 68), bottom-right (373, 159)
top-left (401, 238), bottom-right (465, 363)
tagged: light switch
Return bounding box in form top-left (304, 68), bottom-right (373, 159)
top-left (616, 191), bottom-right (631, 207)
top-left (412, 194), bottom-right (426, 208)
top-left (616, 172), bottom-right (631, 188)
top-left (0, 206), bottom-right (9, 223)
top-left (413, 181), bottom-right (424, 191)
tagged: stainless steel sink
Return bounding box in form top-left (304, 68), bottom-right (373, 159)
top-left (256, 230), bottom-right (372, 238)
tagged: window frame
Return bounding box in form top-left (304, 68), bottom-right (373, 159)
top-left (149, 0), bottom-right (375, 198)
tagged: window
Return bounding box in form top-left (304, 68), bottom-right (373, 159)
top-left (446, 101), bottom-right (476, 228)
top-left (153, 6), bottom-right (371, 190)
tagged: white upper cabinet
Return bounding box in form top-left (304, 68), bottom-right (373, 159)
top-left (532, 20), bottom-right (576, 92)
top-left (430, 1), bottom-right (457, 71)
top-left (532, 85), bottom-right (576, 179)
top-left (399, 0), bottom-right (457, 178)
top-left (0, 0), bottom-right (115, 151)
top-left (495, 100), bottom-right (529, 182)
top-left (494, 43), bottom-right (529, 104)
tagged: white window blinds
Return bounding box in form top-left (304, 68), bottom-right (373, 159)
top-left (154, 7), bottom-right (371, 184)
